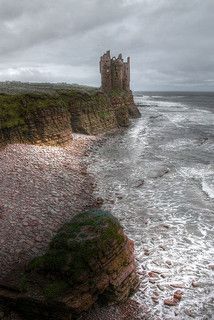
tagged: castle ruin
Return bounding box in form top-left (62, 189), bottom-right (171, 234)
top-left (100, 50), bottom-right (130, 93)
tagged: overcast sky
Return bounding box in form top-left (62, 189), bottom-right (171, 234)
top-left (0, 0), bottom-right (213, 91)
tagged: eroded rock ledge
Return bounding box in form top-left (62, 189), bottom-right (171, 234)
top-left (0, 210), bottom-right (139, 320)
top-left (0, 85), bottom-right (140, 148)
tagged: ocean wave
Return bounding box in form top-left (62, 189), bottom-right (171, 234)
top-left (202, 180), bottom-right (214, 199)
top-left (164, 138), bottom-right (195, 150)
top-left (179, 167), bottom-right (214, 199)
top-left (134, 96), bottom-right (187, 109)
top-left (151, 95), bottom-right (166, 98)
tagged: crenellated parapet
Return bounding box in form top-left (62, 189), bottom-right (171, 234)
top-left (100, 50), bottom-right (130, 93)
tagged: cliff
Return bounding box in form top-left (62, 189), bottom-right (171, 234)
top-left (68, 90), bottom-right (140, 134)
top-left (0, 83), bottom-right (140, 147)
top-left (0, 92), bottom-right (72, 148)
top-left (0, 83), bottom-right (140, 319)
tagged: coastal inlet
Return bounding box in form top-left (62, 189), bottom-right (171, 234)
top-left (89, 93), bottom-right (214, 319)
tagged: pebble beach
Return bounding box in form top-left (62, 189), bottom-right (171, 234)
top-left (0, 135), bottom-right (96, 287)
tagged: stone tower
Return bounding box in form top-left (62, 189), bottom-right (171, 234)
top-left (100, 50), bottom-right (130, 93)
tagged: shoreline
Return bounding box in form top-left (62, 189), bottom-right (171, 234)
top-left (0, 134), bottom-right (97, 289)
top-left (80, 126), bottom-right (148, 320)
top-left (0, 127), bottom-right (143, 320)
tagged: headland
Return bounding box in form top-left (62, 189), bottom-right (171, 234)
top-left (0, 52), bottom-right (141, 319)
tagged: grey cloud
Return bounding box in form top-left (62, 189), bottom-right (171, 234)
top-left (0, 0), bottom-right (213, 90)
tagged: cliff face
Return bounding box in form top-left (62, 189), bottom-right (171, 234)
top-left (0, 93), bottom-right (72, 148)
top-left (68, 90), bottom-right (140, 135)
top-left (0, 86), bottom-right (140, 148)
top-left (68, 91), bottom-right (119, 134)
top-left (24, 106), bottom-right (72, 146)
top-left (123, 91), bottom-right (141, 118)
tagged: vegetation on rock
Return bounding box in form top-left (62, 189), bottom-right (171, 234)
top-left (0, 82), bottom-right (140, 145)
top-left (28, 210), bottom-right (125, 282)
top-left (8, 209), bottom-right (140, 319)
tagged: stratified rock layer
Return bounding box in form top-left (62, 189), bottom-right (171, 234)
top-left (0, 93), bottom-right (72, 147)
top-left (68, 91), bottom-right (119, 134)
top-left (0, 210), bottom-right (139, 320)
top-left (24, 106), bottom-right (72, 146)
top-left (68, 91), bottom-right (140, 134)
top-left (0, 87), bottom-right (141, 148)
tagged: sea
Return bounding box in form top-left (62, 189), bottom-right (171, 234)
top-left (89, 92), bottom-right (214, 319)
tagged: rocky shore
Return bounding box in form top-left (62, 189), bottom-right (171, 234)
top-left (0, 210), bottom-right (138, 319)
top-left (0, 135), bottom-right (96, 288)
top-left (0, 81), bottom-right (141, 319)
top-left (0, 134), bottom-right (143, 320)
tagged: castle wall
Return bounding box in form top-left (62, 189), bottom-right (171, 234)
top-left (100, 50), bottom-right (112, 92)
top-left (111, 57), bottom-right (124, 90)
top-left (123, 58), bottom-right (130, 91)
top-left (100, 51), bottom-right (130, 92)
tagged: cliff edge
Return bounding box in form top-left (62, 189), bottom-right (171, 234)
top-left (0, 83), bottom-right (140, 148)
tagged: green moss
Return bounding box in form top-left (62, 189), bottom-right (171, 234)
top-left (28, 250), bottom-right (68, 272)
top-left (27, 210), bottom-right (124, 286)
top-left (0, 94), bottom-right (25, 128)
top-left (43, 280), bottom-right (69, 300)
top-left (50, 210), bottom-right (122, 249)
top-left (0, 85), bottom-right (124, 134)
top-left (98, 110), bottom-right (110, 119)
top-left (109, 89), bottom-right (126, 97)
top-left (19, 273), bottom-right (29, 292)
top-left (0, 81), bottom-right (128, 132)
top-left (0, 87), bottom-right (103, 130)
top-left (28, 255), bottom-right (46, 271)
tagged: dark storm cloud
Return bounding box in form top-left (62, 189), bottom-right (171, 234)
top-left (0, 0), bottom-right (213, 90)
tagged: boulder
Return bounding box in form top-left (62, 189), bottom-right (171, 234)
top-left (2, 210), bottom-right (139, 319)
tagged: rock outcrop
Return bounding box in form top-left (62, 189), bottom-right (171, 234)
top-left (68, 91), bottom-right (119, 134)
top-left (68, 90), bottom-right (140, 134)
top-left (24, 106), bottom-right (72, 146)
top-left (0, 87), bottom-right (140, 148)
top-left (0, 93), bottom-right (72, 147)
top-left (0, 210), bottom-right (139, 320)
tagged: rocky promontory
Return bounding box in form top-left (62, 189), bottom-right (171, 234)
top-left (0, 55), bottom-right (141, 319)
top-left (0, 82), bottom-right (140, 148)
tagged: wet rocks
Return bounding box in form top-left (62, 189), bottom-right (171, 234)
top-left (5, 210), bottom-right (139, 319)
top-left (94, 196), bottom-right (104, 207)
top-left (192, 280), bottom-right (199, 288)
top-left (170, 282), bottom-right (186, 289)
top-left (173, 290), bottom-right (183, 301)
top-left (148, 271), bottom-right (159, 278)
top-left (164, 297), bottom-right (178, 306)
top-left (208, 263), bottom-right (214, 270)
top-left (154, 168), bottom-right (170, 179)
top-left (164, 290), bottom-right (183, 306)
top-left (134, 179), bottom-right (145, 188)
